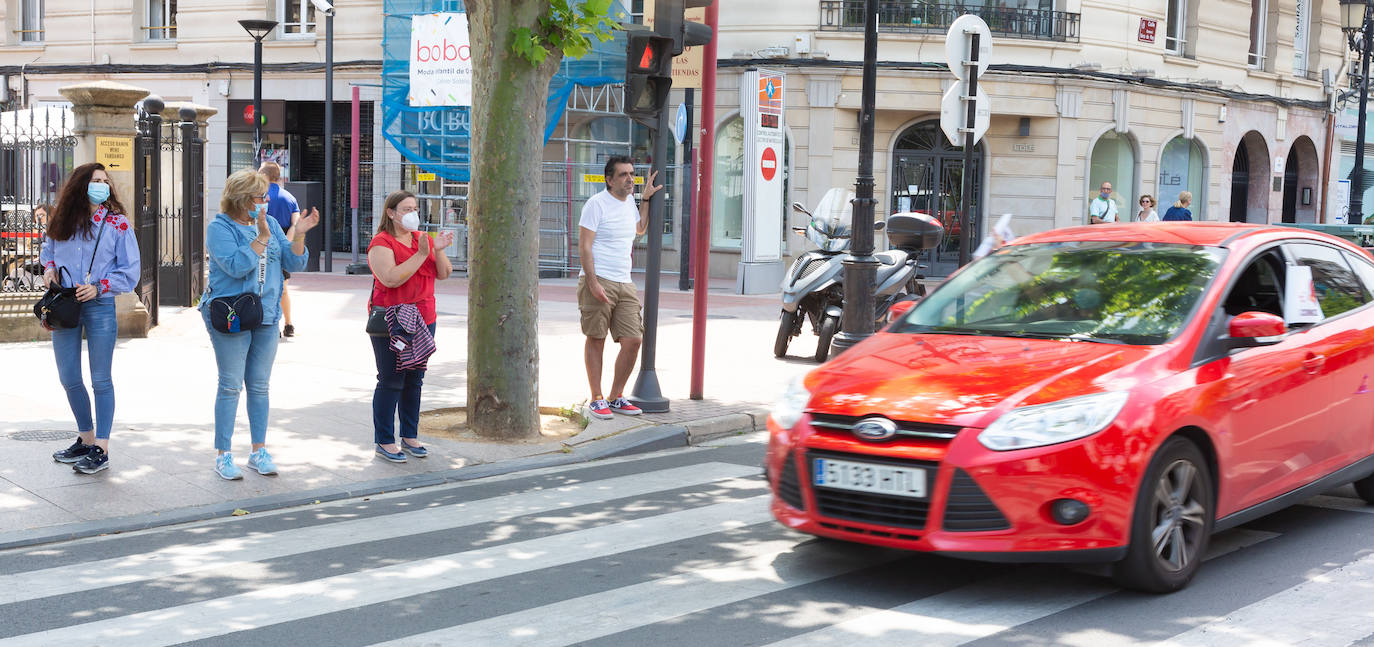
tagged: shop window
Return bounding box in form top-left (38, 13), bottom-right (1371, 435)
top-left (712, 115), bottom-right (744, 249)
top-left (146, 0), bottom-right (176, 40)
top-left (1159, 136), bottom-right (1207, 220)
top-left (20, 0), bottom-right (43, 42)
top-left (278, 0), bottom-right (316, 36)
top-left (1087, 130), bottom-right (1135, 223)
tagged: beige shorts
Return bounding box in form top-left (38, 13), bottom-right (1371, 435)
top-left (578, 275), bottom-right (644, 342)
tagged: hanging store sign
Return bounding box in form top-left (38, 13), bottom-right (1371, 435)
top-left (1138, 18), bottom-right (1157, 43)
top-left (409, 13), bottom-right (473, 107)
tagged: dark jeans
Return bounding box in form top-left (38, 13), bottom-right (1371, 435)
top-left (370, 323), bottom-right (435, 445)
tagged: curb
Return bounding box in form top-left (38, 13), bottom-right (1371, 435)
top-left (0, 422), bottom-right (705, 551)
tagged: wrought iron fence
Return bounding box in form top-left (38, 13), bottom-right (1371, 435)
top-left (0, 107), bottom-right (75, 293)
top-left (819, 1), bottom-right (1080, 42)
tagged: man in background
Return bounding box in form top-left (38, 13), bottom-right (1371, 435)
top-left (259, 161), bottom-right (301, 337)
top-left (1089, 181), bottom-right (1118, 225)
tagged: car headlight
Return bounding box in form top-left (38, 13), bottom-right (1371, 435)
top-left (771, 375), bottom-right (812, 430)
top-left (978, 391), bottom-right (1129, 451)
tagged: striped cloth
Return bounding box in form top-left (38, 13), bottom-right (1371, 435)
top-left (384, 303), bottom-right (435, 371)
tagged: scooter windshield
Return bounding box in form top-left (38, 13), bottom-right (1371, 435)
top-left (807, 188), bottom-right (854, 252)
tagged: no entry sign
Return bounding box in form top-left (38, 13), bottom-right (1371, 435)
top-left (761, 147), bottom-right (778, 181)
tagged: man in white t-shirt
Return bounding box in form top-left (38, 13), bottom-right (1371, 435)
top-left (578, 156), bottom-right (661, 420)
top-left (1089, 181), bottom-right (1119, 224)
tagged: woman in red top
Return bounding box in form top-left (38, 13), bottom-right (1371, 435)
top-left (368, 190), bottom-right (453, 462)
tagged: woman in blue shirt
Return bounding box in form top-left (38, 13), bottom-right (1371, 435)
top-left (1162, 191), bottom-right (1194, 221)
top-left (201, 169), bottom-right (318, 480)
top-left (40, 162), bottom-right (141, 475)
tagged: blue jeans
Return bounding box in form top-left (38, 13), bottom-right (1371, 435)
top-left (207, 322), bottom-right (279, 452)
top-left (51, 297), bottom-right (117, 439)
top-left (371, 323), bottom-right (435, 445)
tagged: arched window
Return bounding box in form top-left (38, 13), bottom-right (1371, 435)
top-left (1159, 136), bottom-right (1207, 219)
top-left (712, 115), bottom-right (745, 249)
top-left (1088, 131), bottom-right (1136, 221)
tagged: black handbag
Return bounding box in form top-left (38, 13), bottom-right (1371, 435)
top-left (33, 216), bottom-right (108, 331)
top-left (209, 240), bottom-right (267, 334)
top-left (366, 279), bottom-right (389, 336)
top-left (33, 267), bottom-right (82, 330)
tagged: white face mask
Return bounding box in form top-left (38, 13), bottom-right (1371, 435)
top-left (399, 210), bottom-right (421, 232)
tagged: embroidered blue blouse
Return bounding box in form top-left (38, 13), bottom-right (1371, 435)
top-left (38, 208), bottom-right (141, 299)
top-left (199, 212), bottom-right (308, 327)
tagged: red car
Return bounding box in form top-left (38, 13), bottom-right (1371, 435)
top-left (767, 222), bottom-right (1374, 592)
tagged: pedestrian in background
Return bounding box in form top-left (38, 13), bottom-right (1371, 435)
top-left (40, 163), bottom-right (141, 474)
top-left (1135, 195), bottom-right (1159, 222)
top-left (258, 162), bottom-right (317, 339)
top-left (578, 156), bottom-right (660, 420)
top-left (1163, 191), bottom-right (1194, 221)
top-left (367, 190), bottom-right (453, 463)
top-left (1089, 181), bottom-right (1118, 224)
top-left (202, 169), bottom-right (318, 480)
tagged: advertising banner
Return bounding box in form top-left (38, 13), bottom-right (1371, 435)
top-left (740, 69), bottom-right (785, 264)
top-left (409, 13), bottom-right (473, 107)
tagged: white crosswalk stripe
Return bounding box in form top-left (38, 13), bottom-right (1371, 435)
top-left (0, 495), bottom-right (773, 647)
top-left (0, 462), bottom-right (760, 606)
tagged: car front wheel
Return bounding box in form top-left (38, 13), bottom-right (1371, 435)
top-left (1112, 437), bottom-right (1214, 593)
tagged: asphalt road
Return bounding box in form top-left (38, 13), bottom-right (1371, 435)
top-left (2, 434), bottom-right (1373, 646)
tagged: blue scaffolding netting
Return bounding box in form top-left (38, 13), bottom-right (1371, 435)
top-left (382, 0), bottom-right (631, 182)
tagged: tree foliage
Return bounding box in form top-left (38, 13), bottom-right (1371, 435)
top-left (510, 0), bottom-right (619, 65)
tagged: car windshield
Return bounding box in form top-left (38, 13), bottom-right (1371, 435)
top-left (893, 241), bottom-right (1226, 345)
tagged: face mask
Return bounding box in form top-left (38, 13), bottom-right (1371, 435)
top-left (400, 210), bottom-right (421, 232)
top-left (1100, 191), bottom-right (1110, 199)
top-left (87, 182), bottom-right (110, 205)
top-left (254, 203), bottom-right (268, 218)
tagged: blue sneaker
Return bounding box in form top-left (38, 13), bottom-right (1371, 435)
top-left (247, 448), bottom-right (278, 476)
top-left (215, 453), bottom-right (244, 480)
top-left (401, 442), bottom-right (428, 458)
top-left (375, 445), bottom-right (407, 463)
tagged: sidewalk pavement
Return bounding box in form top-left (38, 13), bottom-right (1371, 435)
top-left (0, 268), bottom-right (821, 547)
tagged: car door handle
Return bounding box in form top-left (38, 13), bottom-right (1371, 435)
top-left (1302, 354), bottom-right (1326, 373)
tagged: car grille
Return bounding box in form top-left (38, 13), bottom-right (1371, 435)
top-left (942, 469), bottom-right (1011, 532)
top-left (808, 413), bottom-right (962, 442)
top-left (777, 453), bottom-right (806, 511)
top-left (806, 450), bottom-right (934, 530)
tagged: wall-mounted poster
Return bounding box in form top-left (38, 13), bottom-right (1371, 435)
top-left (409, 13), bottom-right (473, 107)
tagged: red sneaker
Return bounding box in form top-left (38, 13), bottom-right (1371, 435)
top-left (587, 398), bottom-right (614, 420)
top-left (608, 397), bottom-right (642, 416)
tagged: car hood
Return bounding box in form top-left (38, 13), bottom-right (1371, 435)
top-left (806, 332), bottom-right (1161, 428)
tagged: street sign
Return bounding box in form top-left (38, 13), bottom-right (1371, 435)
top-left (944, 15), bottom-right (991, 80)
top-left (674, 102), bottom-right (688, 143)
top-left (939, 84), bottom-right (990, 147)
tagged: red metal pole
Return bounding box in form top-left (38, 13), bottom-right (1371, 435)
top-left (689, 3), bottom-right (718, 400)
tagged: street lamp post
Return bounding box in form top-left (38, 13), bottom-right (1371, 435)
top-left (829, 0), bottom-right (880, 356)
top-left (1342, 0), bottom-right (1373, 223)
top-left (238, 19), bottom-right (278, 164)
top-left (312, 0), bottom-right (336, 272)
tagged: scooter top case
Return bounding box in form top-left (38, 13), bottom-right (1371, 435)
top-left (886, 212), bottom-right (945, 251)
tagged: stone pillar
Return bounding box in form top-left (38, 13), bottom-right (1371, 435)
top-left (59, 80), bottom-right (152, 338)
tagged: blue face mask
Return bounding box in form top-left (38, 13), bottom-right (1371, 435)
top-left (87, 182), bottom-right (110, 205)
top-left (254, 203), bottom-right (268, 218)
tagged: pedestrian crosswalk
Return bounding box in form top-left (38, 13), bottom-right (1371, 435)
top-left (2, 440), bottom-right (1373, 647)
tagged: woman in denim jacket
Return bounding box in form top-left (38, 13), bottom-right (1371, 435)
top-left (201, 169), bottom-right (318, 480)
top-left (40, 162), bottom-right (141, 475)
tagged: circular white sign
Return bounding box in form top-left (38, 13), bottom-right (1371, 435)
top-left (945, 14), bottom-right (992, 81)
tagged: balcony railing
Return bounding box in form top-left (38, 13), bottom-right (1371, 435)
top-left (819, 1), bottom-right (1080, 43)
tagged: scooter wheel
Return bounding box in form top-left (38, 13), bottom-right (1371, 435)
top-left (775, 310), bottom-right (798, 358)
top-left (815, 316), bottom-right (839, 362)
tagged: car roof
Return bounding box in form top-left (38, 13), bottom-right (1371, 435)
top-left (1010, 222), bottom-right (1328, 248)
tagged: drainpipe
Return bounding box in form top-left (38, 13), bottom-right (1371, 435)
top-left (1321, 102), bottom-right (1337, 224)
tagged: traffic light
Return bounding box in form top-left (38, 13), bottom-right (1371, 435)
top-left (624, 31), bottom-right (673, 119)
top-left (654, 0), bottom-right (713, 56)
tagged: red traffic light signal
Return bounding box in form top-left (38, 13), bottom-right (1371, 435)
top-left (624, 32), bottom-right (674, 119)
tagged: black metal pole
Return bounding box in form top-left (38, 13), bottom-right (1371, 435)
top-left (253, 37), bottom-right (263, 162)
top-left (958, 32), bottom-right (981, 267)
top-left (1352, 5), bottom-right (1372, 224)
top-left (679, 87), bottom-right (695, 291)
top-left (630, 101), bottom-right (672, 413)
top-left (323, 10), bottom-right (334, 272)
top-left (831, 0), bottom-right (880, 356)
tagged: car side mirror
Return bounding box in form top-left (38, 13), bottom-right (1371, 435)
top-left (888, 298), bottom-right (919, 321)
top-left (1225, 311), bottom-right (1286, 349)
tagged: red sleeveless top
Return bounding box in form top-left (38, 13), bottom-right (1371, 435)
top-left (368, 231), bottom-right (437, 325)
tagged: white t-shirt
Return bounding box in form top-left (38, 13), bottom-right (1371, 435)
top-left (1090, 196), bottom-right (1118, 223)
top-left (1136, 208), bottom-right (1159, 222)
top-left (579, 189), bottom-right (640, 283)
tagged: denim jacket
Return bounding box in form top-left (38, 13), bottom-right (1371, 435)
top-left (199, 212), bottom-right (307, 326)
top-left (39, 206), bottom-right (141, 300)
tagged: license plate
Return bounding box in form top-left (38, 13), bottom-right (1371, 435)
top-left (812, 457), bottom-right (927, 499)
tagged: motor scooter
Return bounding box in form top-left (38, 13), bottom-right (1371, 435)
top-left (775, 189), bottom-right (944, 362)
